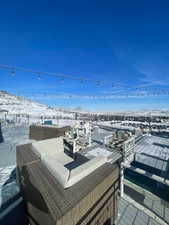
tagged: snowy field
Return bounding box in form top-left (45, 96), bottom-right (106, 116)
top-left (0, 125), bottom-right (29, 223)
top-left (0, 119), bottom-right (79, 167)
top-left (0, 125), bottom-right (30, 167)
top-left (0, 121), bottom-right (78, 222)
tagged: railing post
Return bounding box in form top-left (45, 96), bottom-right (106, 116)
top-left (120, 163), bottom-right (124, 198)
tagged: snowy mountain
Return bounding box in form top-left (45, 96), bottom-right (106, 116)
top-left (0, 90), bottom-right (74, 118)
top-left (0, 90), bottom-right (168, 118)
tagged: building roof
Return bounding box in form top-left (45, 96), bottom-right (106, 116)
top-left (134, 135), bottom-right (169, 178)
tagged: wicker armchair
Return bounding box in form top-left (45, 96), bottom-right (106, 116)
top-left (16, 137), bottom-right (120, 225)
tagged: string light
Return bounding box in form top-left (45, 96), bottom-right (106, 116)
top-left (96, 81), bottom-right (101, 87)
top-left (80, 80), bottom-right (84, 85)
top-left (60, 78), bottom-right (64, 83)
top-left (11, 70), bottom-right (15, 77)
top-left (9, 90), bottom-right (169, 102)
top-left (0, 63), bottom-right (116, 87)
top-left (0, 63), bottom-right (169, 96)
top-left (37, 73), bottom-right (41, 80)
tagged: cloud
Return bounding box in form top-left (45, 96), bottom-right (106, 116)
top-left (112, 44), bottom-right (169, 89)
top-left (134, 65), bottom-right (169, 88)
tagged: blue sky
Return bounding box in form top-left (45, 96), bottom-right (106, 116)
top-left (0, 0), bottom-right (169, 111)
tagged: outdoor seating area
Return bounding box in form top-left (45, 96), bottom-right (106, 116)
top-left (31, 137), bottom-right (108, 188)
top-left (16, 135), bottom-right (121, 225)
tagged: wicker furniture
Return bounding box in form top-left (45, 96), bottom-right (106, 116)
top-left (29, 125), bottom-right (72, 141)
top-left (31, 137), bottom-right (108, 188)
top-left (16, 138), bottom-right (120, 225)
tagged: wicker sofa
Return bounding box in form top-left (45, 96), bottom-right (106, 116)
top-left (16, 137), bottom-right (120, 225)
top-left (31, 137), bottom-right (109, 188)
top-left (29, 125), bottom-right (72, 141)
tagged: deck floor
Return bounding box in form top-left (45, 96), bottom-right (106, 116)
top-left (0, 126), bottom-right (169, 225)
top-left (116, 198), bottom-right (161, 225)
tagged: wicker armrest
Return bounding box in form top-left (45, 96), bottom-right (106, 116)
top-left (16, 143), bottom-right (41, 187)
top-left (17, 145), bottom-right (120, 225)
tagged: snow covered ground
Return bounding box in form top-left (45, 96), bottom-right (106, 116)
top-left (0, 90), bottom-right (75, 119)
top-left (0, 125), bottom-right (30, 167)
top-left (0, 166), bottom-right (16, 208)
top-left (0, 125), bottom-right (30, 224)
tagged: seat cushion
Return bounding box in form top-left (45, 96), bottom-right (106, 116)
top-left (65, 156), bottom-right (107, 188)
top-left (32, 137), bottom-right (64, 159)
top-left (52, 152), bottom-right (74, 165)
top-left (42, 155), bottom-right (69, 188)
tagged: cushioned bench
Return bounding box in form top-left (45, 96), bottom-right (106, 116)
top-left (31, 137), bottom-right (107, 188)
top-left (16, 136), bottom-right (121, 225)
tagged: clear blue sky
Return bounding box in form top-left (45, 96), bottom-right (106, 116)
top-left (0, 0), bottom-right (169, 111)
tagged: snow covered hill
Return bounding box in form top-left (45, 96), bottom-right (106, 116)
top-left (0, 90), bottom-right (168, 119)
top-left (0, 90), bottom-right (74, 118)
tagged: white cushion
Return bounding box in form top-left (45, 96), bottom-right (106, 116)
top-left (52, 152), bottom-right (74, 165)
top-left (32, 137), bottom-right (64, 159)
top-left (42, 155), bottom-right (69, 188)
top-left (65, 156), bottom-right (107, 188)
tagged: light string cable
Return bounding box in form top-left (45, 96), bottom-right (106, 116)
top-left (0, 64), bottom-right (169, 97)
top-left (0, 64), bottom-right (119, 88)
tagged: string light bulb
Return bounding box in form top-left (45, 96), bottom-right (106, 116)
top-left (80, 80), bottom-right (85, 85)
top-left (11, 70), bottom-right (15, 77)
top-left (37, 73), bottom-right (41, 80)
top-left (96, 81), bottom-right (101, 87)
top-left (60, 78), bottom-right (64, 83)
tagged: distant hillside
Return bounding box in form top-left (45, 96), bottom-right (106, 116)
top-left (0, 90), bottom-right (74, 118)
